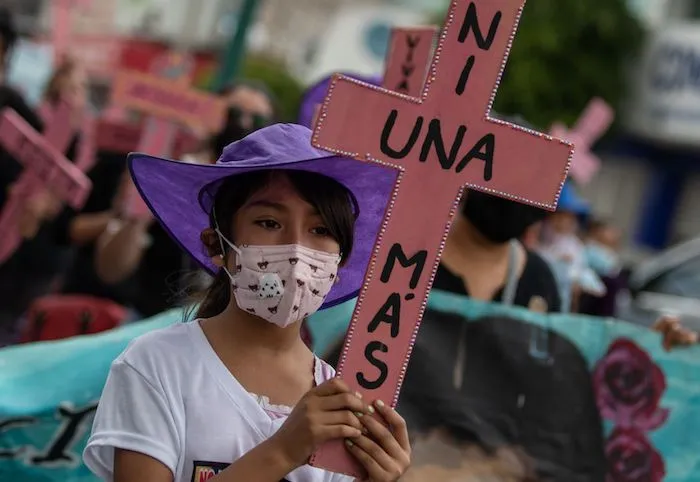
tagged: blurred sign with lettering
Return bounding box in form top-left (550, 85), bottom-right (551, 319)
top-left (625, 24), bottom-right (700, 148)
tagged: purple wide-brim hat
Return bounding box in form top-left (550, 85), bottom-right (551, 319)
top-left (298, 72), bottom-right (382, 128)
top-left (129, 123), bottom-right (398, 310)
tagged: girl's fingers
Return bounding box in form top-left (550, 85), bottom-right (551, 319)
top-left (372, 400), bottom-right (411, 455)
top-left (318, 410), bottom-right (363, 432)
top-left (345, 436), bottom-right (398, 479)
top-left (317, 392), bottom-right (368, 414)
top-left (314, 377), bottom-right (352, 397)
top-left (320, 424), bottom-right (362, 441)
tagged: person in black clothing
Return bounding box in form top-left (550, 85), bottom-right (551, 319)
top-left (0, 7), bottom-right (81, 344)
top-left (436, 189), bottom-right (561, 311)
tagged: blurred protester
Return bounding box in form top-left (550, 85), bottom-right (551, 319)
top-left (579, 218), bottom-right (626, 317)
top-left (439, 190), bottom-right (560, 311)
top-left (538, 181), bottom-right (604, 312)
top-left (21, 56), bottom-right (90, 239)
top-left (182, 80), bottom-right (276, 164)
top-left (0, 8), bottom-right (80, 345)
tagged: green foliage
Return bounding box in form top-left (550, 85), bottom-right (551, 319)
top-left (241, 55), bottom-right (305, 122)
top-left (432, 0), bottom-right (644, 129)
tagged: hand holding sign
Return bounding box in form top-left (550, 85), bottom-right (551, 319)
top-left (550, 98), bottom-right (613, 185)
top-left (309, 0), bottom-right (573, 476)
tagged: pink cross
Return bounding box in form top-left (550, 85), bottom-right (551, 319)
top-left (550, 98), bottom-right (614, 185)
top-left (382, 27), bottom-right (437, 97)
top-left (0, 102), bottom-right (92, 264)
top-left (111, 51), bottom-right (224, 218)
top-left (308, 0), bottom-right (572, 476)
top-left (50, 0), bottom-right (92, 63)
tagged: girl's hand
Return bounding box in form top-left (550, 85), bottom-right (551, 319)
top-left (346, 400), bottom-right (411, 482)
top-left (270, 378), bottom-right (371, 469)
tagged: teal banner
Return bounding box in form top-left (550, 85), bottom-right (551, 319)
top-left (0, 292), bottom-right (698, 481)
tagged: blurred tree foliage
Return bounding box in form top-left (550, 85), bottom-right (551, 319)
top-left (241, 55), bottom-right (305, 122)
top-left (432, 0), bottom-right (645, 129)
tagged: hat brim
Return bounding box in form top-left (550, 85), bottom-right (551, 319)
top-left (128, 153), bottom-right (399, 310)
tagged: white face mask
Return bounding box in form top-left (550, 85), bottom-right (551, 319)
top-left (216, 230), bottom-right (341, 328)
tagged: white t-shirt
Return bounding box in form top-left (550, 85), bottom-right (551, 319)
top-left (83, 321), bottom-right (353, 482)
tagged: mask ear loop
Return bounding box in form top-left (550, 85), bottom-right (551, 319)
top-left (212, 205), bottom-right (239, 279)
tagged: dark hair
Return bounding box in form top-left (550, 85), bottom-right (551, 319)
top-left (0, 7), bottom-right (17, 65)
top-left (190, 169), bottom-right (356, 319)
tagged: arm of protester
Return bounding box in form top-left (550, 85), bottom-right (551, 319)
top-left (69, 211), bottom-right (116, 245)
top-left (94, 218), bottom-right (152, 284)
top-left (653, 315), bottom-right (699, 352)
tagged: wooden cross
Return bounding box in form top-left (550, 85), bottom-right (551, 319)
top-left (382, 27), bottom-right (437, 97)
top-left (111, 51), bottom-right (225, 217)
top-left (0, 103), bottom-right (91, 264)
top-left (550, 98), bottom-right (614, 185)
top-left (50, 0), bottom-right (92, 63)
top-left (309, 0), bottom-right (573, 476)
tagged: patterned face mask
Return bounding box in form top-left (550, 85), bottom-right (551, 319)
top-left (216, 229), bottom-right (341, 328)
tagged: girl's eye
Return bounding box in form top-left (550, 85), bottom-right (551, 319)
top-left (311, 226), bottom-right (331, 237)
top-left (255, 219), bottom-right (281, 229)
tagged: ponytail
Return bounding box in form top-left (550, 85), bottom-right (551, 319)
top-left (185, 270), bottom-right (231, 321)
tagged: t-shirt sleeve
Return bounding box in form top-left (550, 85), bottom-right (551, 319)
top-left (83, 359), bottom-right (181, 480)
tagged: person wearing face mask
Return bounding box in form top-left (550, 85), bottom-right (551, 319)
top-left (90, 81), bottom-right (276, 317)
top-left (433, 189), bottom-right (561, 310)
top-left (538, 182), bottom-right (605, 313)
top-left (578, 219), bottom-right (625, 317)
top-left (83, 124), bottom-right (411, 482)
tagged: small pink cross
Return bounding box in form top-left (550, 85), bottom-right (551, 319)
top-left (0, 102), bottom-right (92, 264)
top-left (550, 98), bottom-right (614, 185)
top-left (50, 0), bottom-right (92, 63)
top-left (382, 27), bottom-right (437, 97)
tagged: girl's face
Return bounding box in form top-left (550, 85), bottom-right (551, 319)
top-left (229, 175), bottom-right (341, 255)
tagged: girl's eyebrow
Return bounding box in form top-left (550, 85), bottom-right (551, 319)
top-left (245, 200), bottom-right (287, 212)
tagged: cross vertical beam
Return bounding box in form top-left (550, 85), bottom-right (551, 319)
top-left (308, 0), bottom-right (573, 476)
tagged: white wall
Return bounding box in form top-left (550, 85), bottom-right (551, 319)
top-left (579, 156), bottom-right (652, 246)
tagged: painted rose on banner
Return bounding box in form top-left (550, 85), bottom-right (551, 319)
top-left (594, 339), bottom-right (670, 431)
top-left (605, 427), bottom-right (665, 482)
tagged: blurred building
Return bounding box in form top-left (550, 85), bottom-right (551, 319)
top-left (581, 0), bottom-right (700, 250)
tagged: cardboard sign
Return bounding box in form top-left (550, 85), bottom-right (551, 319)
top-left (382, 27), bottom-right (437, 97)
top-left (0, 108), bottom-right (91, 264)
top-left (308, 0), bottom-right (573, 475)
top-left (550, 98), bottom-right (614, 185)
top-left (111, 71), bottom-right (227, 133)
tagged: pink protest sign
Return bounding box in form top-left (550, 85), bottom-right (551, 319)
top-left (111, 70), bottom-right (227, 133)
top-left (550, 98), bottom-right (614, 185)
top-left (0, 107), bottom-right (91, 263)
top-left (309, 0), bottom-right (573, 476)
top-left (95, 118), bottom-right (142, 153)
top-left (382, 27), bottom-right (437, 97)
top-left (119, 51), bottom-right (199, 219)
top-left (51, 0), bottom-right (92, 63)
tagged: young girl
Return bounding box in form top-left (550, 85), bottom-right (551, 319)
top-left (83, 124), bottom-right (411, 482)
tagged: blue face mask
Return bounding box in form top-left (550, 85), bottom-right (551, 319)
top-left (585, 243), bottom-right (620, 277)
